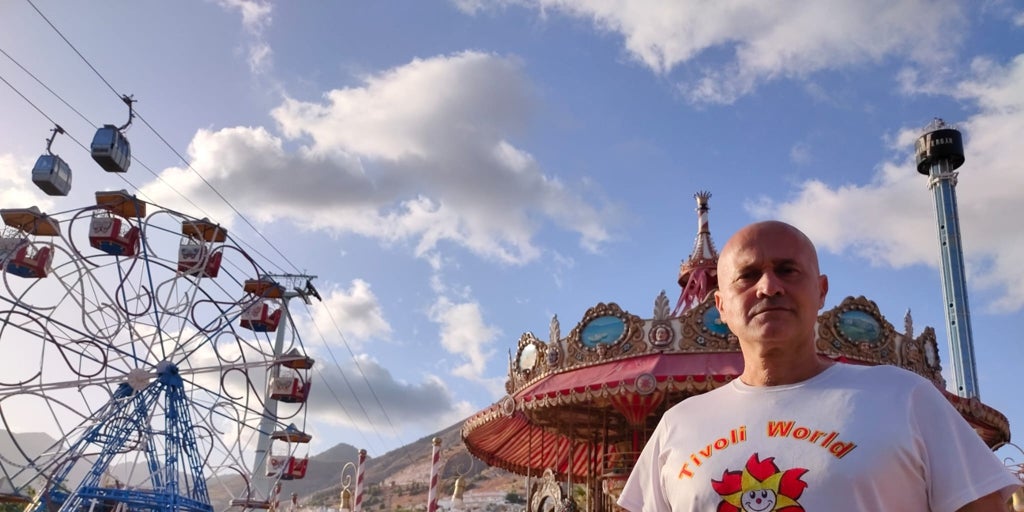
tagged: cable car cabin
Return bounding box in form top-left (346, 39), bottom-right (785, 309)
top-left (89, 214), bottom-right (140, 256)
top-left (268, 374), bottom-right (310, 404)
top-left (31, 154), bottom-right (72, 196)
top-left (91, 125), bottom-right (131, 173)
top-left (3, 240), bottom-right (53, 278)
top-left (266, 455), bottom-right (308, 480)
top-left (178, 240), bottom-right (222, 277)
top-left (239, 300), bottom-right (282, 332)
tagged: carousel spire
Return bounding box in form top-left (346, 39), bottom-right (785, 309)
top-left (672, 191), bottom-right (719, 316)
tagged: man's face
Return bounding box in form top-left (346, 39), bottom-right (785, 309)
top-left (714, 222), bottom-right (828, 354)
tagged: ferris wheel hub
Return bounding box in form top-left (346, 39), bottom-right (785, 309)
top-left (126, 367), bottom-right (152, 391)
top-left (155, 360), bottom-right (183, 386)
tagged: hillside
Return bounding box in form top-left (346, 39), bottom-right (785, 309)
top-left (283, 421), bottom-right (521, 510)
top-left (2, 422), bottom-right (522, 510)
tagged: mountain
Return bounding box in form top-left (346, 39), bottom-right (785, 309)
top-left (274, 420), bottom-right (521, 510)
top-left (0, 430), bottom-right (68, 491)
top-left (2, 422), bottom-right (521, 510)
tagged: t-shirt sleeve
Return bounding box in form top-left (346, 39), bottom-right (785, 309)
top-left (617, 421), bottom-right (672, 512)
top-left (909, 380), bottom-right (1021, 512)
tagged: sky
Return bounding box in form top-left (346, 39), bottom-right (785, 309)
top-left (0, 0), bottom-right (1023, 475)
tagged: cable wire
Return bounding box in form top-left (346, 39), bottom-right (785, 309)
top-left (20, 0), bottom-right (415, 459)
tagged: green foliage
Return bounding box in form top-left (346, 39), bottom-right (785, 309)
top-left (0, 486), bottom-right (34, 512)
top-left (504, 491), bottom-right (526, 504)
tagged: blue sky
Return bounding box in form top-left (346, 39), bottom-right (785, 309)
top-left (1, 0), bottom-right (1022, 471)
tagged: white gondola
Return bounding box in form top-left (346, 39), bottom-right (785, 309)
top-left (31, 154), bottom-right (72, 196)
top-left (31, 125), bottom-right (72, 196)
top-left (91, 124), bottom-right (132, 173)
top-left (91, 95), bottom-right (136, 173)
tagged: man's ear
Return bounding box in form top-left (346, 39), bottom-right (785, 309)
top-left (818, 274), bottom-right (829, 308)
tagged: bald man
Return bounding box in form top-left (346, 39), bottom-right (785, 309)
top-left (617, 221), bottom-right (1019, 512)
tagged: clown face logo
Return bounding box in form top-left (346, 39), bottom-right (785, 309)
top-left (712, 453), bottom-right (808, 512)
top-left (741, 489), bottom-right (776, 512)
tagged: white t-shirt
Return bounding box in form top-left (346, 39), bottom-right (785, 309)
top-left (617, 363), bottom-right (1019, 512)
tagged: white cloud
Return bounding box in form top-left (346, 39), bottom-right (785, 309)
top-left (144, 52), bottom-right (613, 265)
top-left (217, 0), bottom-right (274, 73)
top-left (302, 279), bottom-right (392, 351)
top-left (0, 153), bottom-right (56, 211)
top-left (461, 0), bottom-right (965, 104)
top-left (789, 141), bottom-right (812, 166)
top-left (309, 354), bottom-right (475, 433)
top-left (429, 296), bottom-right (500, 380)
top-left (217, 0), bottom-right (272, 33)
top-left (751, 53), bottom-right (1024, 312)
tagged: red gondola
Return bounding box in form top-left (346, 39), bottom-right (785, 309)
top-left (266, 455), bottom-right (308, 480)
top-left (178, 219), bottom-right (226, 277)
top-left (1, 207), bottom-right (60, 279)
top-left (4, 242), bottom-right (53, 279)
top-left (90, 191), bottom-right (146, 257)
top-left (239, 300), bottom-right (282, 332)
top-left (268, 373), bottom-right (310, 404)
top-left (89, 213), bottom-right (140, 256)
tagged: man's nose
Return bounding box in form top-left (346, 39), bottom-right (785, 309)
top-left (755, 272), bottom-right (784, 297)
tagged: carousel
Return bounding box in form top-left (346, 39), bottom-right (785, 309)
top-left (461, 192), bottom-right (1011, 512)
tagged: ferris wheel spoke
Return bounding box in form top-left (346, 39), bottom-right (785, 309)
top-left (0, 198), bottom-right (316, 511)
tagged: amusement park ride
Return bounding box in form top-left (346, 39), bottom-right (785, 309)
top-left (0, 105), bottom-right (321, 511)
top-left (462, 121), bottom-right (1021, 511)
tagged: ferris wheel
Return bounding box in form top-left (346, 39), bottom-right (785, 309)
top-left (0, 190), bottom-right (318, 512)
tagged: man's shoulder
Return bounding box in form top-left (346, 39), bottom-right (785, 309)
top-left (834, 361), bottom-right (929, 380)
top-left (830, 362), bottom-right (937, 392)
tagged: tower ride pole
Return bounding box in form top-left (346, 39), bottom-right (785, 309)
top-left (915, 119), bottom-right (979, 399)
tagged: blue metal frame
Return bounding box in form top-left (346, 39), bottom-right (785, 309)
top-left (30, 363), bottom-right (213, 512)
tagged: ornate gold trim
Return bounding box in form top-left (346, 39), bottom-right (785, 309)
top-left (678, 297), bottom-right (737, 352)
top-left (817, 296), bottom-right (896, 364)
top-left (530, 468), bottom-right (564, 512)
top-left (566, 303), bottom-right (647, 364)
